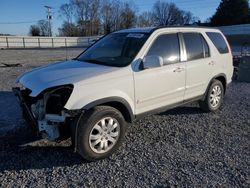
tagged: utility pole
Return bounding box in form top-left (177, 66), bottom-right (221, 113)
top-left (44, 5), bottom-right (52, 37)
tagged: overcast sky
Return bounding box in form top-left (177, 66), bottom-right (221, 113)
top-left (0, 0), bottom-right (221, 36)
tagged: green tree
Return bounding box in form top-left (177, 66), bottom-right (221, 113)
top-left (58, 22), bottom-right (81, 36)
top-left (29, 20), bottom-right (50, 36)
top-left (210, 0), bottom-right (250, 26)
top-left (29, 25), bottom-right (41, 36)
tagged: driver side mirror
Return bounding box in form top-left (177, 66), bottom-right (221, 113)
top-left (142, 55), bottom-right (164, 69)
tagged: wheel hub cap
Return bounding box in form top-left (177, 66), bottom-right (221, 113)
top-left (89, 117), bottom-right (120, 154)
top-left (209, 85), bottom-right (222, 108)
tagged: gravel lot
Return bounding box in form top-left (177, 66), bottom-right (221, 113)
top-left (0, 49), bottom-right (250, 187)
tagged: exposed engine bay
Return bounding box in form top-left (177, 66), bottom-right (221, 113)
top-left (14, 85), bottom-right (74, 141)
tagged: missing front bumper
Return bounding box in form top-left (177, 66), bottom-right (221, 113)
top-left (13, 87), bottom-right (38, 131)
top-left (13, 87), bottom-right (64, 140)
top-left (13, 87), bottom-right (82, 141)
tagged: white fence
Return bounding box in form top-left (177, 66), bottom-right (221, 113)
top-left (2, 24), bottom-right (250, 49)
top-left (0, 36), bottom-right (100, 49)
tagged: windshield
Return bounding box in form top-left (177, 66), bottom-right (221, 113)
top-left (77, 32), bottom-right (149, 67)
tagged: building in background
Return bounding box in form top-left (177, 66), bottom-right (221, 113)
top-left (218, 24), bottom-right (250, 56)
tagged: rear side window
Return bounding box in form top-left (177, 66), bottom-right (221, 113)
top-left (206, 32), bottom-right (229, 54)
top-left (147, 33), bottom-right (180, 64)
top-left (183, 33), bottom-right (204, 61)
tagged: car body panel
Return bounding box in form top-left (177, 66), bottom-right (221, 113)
top-left (16, 27), bottom-right (233, 118)
top-left (18, 60), bottom-right (120, 97)
top-left (131, 29), bottom-right (186, 114)
top-left (64, 65), bottom-right (135, 112)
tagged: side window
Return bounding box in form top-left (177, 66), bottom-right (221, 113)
top-left (206, 32), bottom-right (229, 54)
top-left (183, 33), bottom-right (204, 61)
top-left (147, 34), bottom-right (180, 65)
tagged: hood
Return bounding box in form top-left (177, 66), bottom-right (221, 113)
top-left (18, 60), bottom-right (118, 97)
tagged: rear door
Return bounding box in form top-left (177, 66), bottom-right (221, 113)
top-left (182, 32), bottom-right (213, 100)
top-left (206, 32), bottom-right (233, 83)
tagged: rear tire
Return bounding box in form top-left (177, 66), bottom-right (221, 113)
top-left (74, 106), bottom-right (126, 161)
top-left (199, 80), bottom-right (224, 112)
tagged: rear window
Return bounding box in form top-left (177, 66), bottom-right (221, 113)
top-left (206, 32), bottom-right (229, 54)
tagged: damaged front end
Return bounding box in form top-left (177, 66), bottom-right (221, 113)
top-left (13, 84), bottom-right (76, 141)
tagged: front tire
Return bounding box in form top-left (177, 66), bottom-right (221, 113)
top-left (75, 106), bottom-right (126, 161)
top-left (199, 80), bottom-right (224, 112)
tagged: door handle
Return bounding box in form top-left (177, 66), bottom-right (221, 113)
top-left (173, 67), bottom-right (185, 73)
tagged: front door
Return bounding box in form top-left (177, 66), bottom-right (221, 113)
top-left (134, 33), bottom-right (186, 115)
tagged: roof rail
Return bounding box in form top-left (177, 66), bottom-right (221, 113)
top-left (151, 25), bottom-right (214, 32)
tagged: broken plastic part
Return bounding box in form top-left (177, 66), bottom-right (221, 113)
top-left (38, 120), bottom-right (60, 141)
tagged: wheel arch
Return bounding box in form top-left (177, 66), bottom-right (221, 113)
top-left (83, 97), bottom-right (135, 123)
top-left (202, 73), bottom-right (227, 100)
top-left (214, 74), bottom-right (227, 93)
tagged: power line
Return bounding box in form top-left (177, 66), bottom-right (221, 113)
top-left (0, 1), bottom-right (220, 26)
top-left (0, 20), bottom-right (39, 24)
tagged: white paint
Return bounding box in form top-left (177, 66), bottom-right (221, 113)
top-left (0, 36), bottom-right (100, 49)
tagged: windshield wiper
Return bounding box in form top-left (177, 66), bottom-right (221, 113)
top-left (80, 59), bottom-right (104, 64)
top-left (75, 58), bottom-right (118, 67)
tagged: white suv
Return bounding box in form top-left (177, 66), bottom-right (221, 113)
top-left (14, 27), bottom-right (233, 161)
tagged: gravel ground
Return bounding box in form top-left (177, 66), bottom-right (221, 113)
top-left (0, 48), bottom-right (82, 133)
top-left (0, 48), bottom-right (83, 91)
top-left (0, 49), bottom-right (250, 187)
